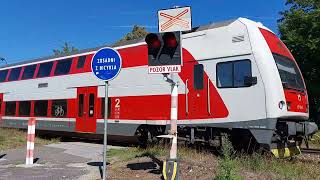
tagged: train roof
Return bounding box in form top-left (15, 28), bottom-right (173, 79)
top-left (0, 19), bottom-right (236, 69)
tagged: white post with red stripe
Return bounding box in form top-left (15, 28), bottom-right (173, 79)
top-left (170, 74), bottom-right (178, 160)
top-left (26, 117), bottom-right (36, 165)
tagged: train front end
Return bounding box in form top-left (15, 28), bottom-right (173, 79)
top-left (259, 28), bottom-right (318, 157)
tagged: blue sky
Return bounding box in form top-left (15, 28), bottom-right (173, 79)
top-left (0, 0), bottom-right (287, 64)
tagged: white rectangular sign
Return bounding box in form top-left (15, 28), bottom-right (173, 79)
top-left (148, 65), bottom-right (181, 74)
top-left (158, 7), bottom-right (191, 33)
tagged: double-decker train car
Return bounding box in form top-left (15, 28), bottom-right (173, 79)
top-left (0, 18), bottom-right (317, 157)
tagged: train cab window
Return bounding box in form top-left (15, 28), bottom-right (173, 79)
top-left (54, 58), bottom-right (72, 75)
top-left (51, 100), bottom-right (67, 117)
top-left (22, 65), bottom-right (37, 80)
top-left (217, 62), bottom-right (233, 88)
top-left (234, 60), bottom-right (251, 87)
top-left (5, 102), bottom-right (16, 116)
top-left (34, 100), bottom-right (48, 116)
top-left (77, 56), bottom-right (86, 69)
top-left (89, 94), bottom-right (95, 117)
top-left (194, 64), bottom-right (204, 90)
top-left (37, 62), bottom-right (53, 78)
top-left (0, 70), bottom-right (9, 82)
top-left (217, 60), bottom-right (252, 88)
top-left (19, 101), bottom-right (31, 116)
top-left (8, 67), bottom-right (22, 81)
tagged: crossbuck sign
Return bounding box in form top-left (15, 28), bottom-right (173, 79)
top-left (158, 6), bottom-right (192, 33)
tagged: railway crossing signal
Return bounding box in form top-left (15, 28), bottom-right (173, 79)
top-left (145, 31), bottom-right (182, 74)
top-left (150, 6), bottom-right (192, 180)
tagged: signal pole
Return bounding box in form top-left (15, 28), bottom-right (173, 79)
top-left (169, 73), bottom-right (178, 160)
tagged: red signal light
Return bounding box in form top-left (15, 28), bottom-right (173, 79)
top-left (145, 33), bottom-right (161, 49)
top-left (163, 32), bottom-right (178, 48)
top-left (150, 39), bottom-right (161, 49)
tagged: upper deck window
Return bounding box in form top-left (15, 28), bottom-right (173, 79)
top-left (77, 56), bottom-right (86, 69)
top-left (37, 62), bottom-right (53, 78)
top-left (22, 64), bottom-right (36, 80)
top-left (0, 70), bottom-right (8, 82)
top-left (8, 67), bottom-right (22, 81)
top-left (54, 58), bottom-right (72, 76)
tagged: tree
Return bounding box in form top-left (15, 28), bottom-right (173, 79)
top-left (114, 25), bottom-right (148, 45)
top-left (278, 0), bottom-right (320, 123)
top-left (53, 42), bottom-right (79, 56)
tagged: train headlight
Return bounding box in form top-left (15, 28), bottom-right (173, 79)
top-left (278, 101), bottom-right (286, 110)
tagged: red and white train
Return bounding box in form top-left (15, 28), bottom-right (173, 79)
top-left (0, 18), bottom-right (317, 157)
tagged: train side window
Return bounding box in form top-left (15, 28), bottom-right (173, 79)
top-left (77, 56), bottom-right (86, 69)
top-left (78, 94), bottom-right (84, 117)
top-left (0, 70), bottom-right (9, 82)
top-left (22, 65), bottom-right (37, 80)
top-left (193, 64), bottom-right (204, 90)
top-left (34, 100), bottom-right (48, 116)
top-left (89, 94), bottom-right (95, 117)
top-left (54, 58), bottom-right (72, 75)
top-left (19, 101), bottom-right (31, 116)
top-left (8, 67), bottom-right (22, 81)
top-left (37, 62), bottom-right (53, 78)
top-left (5, 102), bottom-right (16, 116)
top-left (217, 60), bottom-right (252, 88)
top-left (217, 62), bottom-right (233, 88)
top-left (51, 100), bottom-right (67, 117)
top-left (101, 98), bottom-right (111, 118)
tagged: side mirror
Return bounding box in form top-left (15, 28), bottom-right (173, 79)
top-left (244, 76), bottom-right (257, 87)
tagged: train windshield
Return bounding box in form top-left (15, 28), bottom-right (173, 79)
top-left (273, 53), bottom-right (305, 91)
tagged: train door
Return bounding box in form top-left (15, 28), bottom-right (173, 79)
top-left (182, 61), bottom-right (212, 119)
top-left (76, 87), bottom-right (97, 133)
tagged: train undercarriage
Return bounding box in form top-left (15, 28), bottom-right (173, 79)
top-left (135, 119), bottom-right (318, 158)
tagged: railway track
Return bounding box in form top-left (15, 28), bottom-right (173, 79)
top-left (301, 148), bottom-right (320, 154)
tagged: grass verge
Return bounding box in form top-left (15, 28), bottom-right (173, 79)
top-left (0, 128), bottom-right (60, 151)
top-left (310, 131), bottom-right (320, 148)
top-left (107, 142), bottom-right (320, 179)
top-left (236, 154), bottom-right (320, 180)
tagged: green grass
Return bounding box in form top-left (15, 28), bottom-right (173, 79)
top-left (108, 145), bottom-right (168, 162)
top-left (236, 154), bottom-right (320, 180)
top-left (107, 144), bottom-right (215, 162)
top-left (310, 131), bottom-right (320, 148)
top-left (107, 141), bottom-right (320, 179)
top-left (215, 137), bottom-right (242, 180)
top-left (0, 128), bottom-right (60, 151)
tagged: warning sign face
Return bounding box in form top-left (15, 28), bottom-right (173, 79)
top-left (158, 7), bottom-right (192, 33)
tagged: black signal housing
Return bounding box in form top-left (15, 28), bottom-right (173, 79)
top-left (145, 31), bottom-right (181, 66)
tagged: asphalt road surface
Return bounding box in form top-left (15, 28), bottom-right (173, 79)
top-left (0, 142), bottom-right (125, 180)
